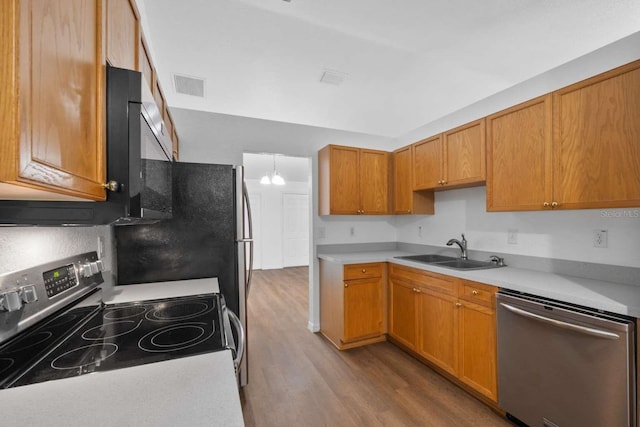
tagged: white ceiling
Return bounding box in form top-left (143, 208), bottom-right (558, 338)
top-left (141, 0), bottom-right (640, 138)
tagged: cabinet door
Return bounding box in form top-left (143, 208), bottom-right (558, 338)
top-left (359, 149), bottom-right (389, 214)
top-left (106, 0), bottom-right (139, 70)
top-left (343, 277), bottom-right (383, 343)
top-left (486, 95), bottom-right (553, 211)
top-left (443, 119), bottom-right (486, 187)
top-left (393, 146), bottom-right (412, 214)
top-left (417, 288), bottom-right (458, 376)
top-left (328, 145), bottom-right (359, 214)
top-left (458, 301), bottom-right (497, 401)
top-left (389, 278), bottom-right (417, 351)
top-left (553, 60), bottom-right (640, 209)
top-left (413, 135), bottom-right (442, 190)
top-left (8, 0), bottom-right (106, 200)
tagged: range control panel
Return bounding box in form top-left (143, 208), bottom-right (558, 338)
top-left (43, 264), bottom-right (78, 298)
top-left (0, 251), bottom-right (105, 345)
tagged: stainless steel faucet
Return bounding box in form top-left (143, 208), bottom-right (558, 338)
top-left (446, 233), bottom-right (468, 260)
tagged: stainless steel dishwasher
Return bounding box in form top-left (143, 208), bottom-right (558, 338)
top-left (497, 291), bottom-right (636, 427)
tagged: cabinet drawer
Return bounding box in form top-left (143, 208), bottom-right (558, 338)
top-left (459, 280), bottom-right (497, 308)
top-left (344, 263), bottom-right (383, 280)
top-left (389, 264), bottom-right (456, 296)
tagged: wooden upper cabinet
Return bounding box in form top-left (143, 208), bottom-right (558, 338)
top-left (413, 135), bottom-right (442, 190)
top-left (139, 36), bottom-right (154, 91)
top-left (106, 0), bottom-right (140, 70)
top-left (359, 149), bottom-right (389, 214)
top-left (412, 120), bottom-right (485, 191)
top-left (486, 95), bottom-right (553, 211)
top-left (393, 146), bottom-right (434, 215)
top-left (172, 128), bottom-right (180, 161)
top-left (552, 60), bottom-right (640, 210)
top-left (318, 145), bottom-right (389, 215)
top-left (0, 0), bottom-right (106, 200)
top-left (443, 119), bottom-right (486, 187)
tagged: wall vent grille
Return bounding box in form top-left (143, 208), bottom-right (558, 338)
top-left (173, 74), bottom-right (206, 97)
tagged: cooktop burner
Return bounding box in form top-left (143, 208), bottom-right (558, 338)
top-left (1, 294), bottom-right (226, 388)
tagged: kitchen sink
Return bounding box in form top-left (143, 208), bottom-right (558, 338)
top-left (431, 259), bottom-right (501, 270)
top-left (394, 254), bottom-right (503, 270)
top-left (395, 254), bottom-right (458, 263)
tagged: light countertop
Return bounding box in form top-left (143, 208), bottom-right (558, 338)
top-left (318, 251), bottom-right (640, 317)
top-left (1, 276), bottom-right (244, 427)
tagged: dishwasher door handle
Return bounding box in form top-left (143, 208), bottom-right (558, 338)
top-left (499, 303), bottom-right (620, 340)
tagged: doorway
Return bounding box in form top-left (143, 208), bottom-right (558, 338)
top-left (242, 153), bottom-right (311, 270)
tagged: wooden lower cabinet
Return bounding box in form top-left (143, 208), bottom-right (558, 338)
top-left (320, 260), bottom-right (386, 350)
top-left (389, 278), bottom-right (418, 351)
top-left (417, 288), bottom-right (458, 376)
top-left (389, 263), bottom-right (498, 402)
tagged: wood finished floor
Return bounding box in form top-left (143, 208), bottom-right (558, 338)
top-left (240, 267), bottom-right (512, 427)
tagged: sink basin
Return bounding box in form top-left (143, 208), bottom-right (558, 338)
top-left (432, 259), bottom-right (501, 270)
top-left (395, 254), bottom-right (458, 263)
top-left (395, 254), bottom-right (503, 270)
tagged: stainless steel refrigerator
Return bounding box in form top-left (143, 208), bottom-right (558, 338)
top-left (115, 162), bottom-right (253, 386)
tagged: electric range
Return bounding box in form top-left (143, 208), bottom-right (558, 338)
top-left (0, 252), bottom-right (232, 389)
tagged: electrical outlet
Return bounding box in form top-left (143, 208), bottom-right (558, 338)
top-left (97, 236), bottom-right (105, 258)
top-left (349, 226), bottom-right (355, 237)
top-left (507, 229), bottom-right (518, 245)
top-left (593, 229), bottom-right (608, 248)
top-left (418, 226), bottom-right (422, 238)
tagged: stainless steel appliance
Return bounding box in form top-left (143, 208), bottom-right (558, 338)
top-left (497, 290), bottom-right (636, 427)
top-left (0, 252), bottom-right (240, 388)
top-left (0, 66), bottom-right (173, 225)
top-left (114, 163), bottom-right (253, 386)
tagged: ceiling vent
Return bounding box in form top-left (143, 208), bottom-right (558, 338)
top-left (173, 74), bottom-right (206, 97)
top-left (319, 69), bottom-right (347, 86)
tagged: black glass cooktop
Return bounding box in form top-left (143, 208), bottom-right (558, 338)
top-left (0, 294), bottom-right (225, 388)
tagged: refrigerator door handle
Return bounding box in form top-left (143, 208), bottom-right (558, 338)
top-left (242, 181), bottom-right (254, 295)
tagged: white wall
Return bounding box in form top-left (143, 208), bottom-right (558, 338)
top-left (395, 187), bottom-right (640, 268)
top-left (0, 226), bottom-right (116, 286)
top-left (246, 179), bottom-right (310, 270)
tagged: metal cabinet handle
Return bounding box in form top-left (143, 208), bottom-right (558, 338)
top-left (344, 283), bottom-right (349, 288)
top-left (361, 269), bottom-right (366, 273)
top-left (551, 201), bottom-right (559, 208)
top-left (456, 302), bottom-right (462, 307)
top-left (472, 290), bottom-right (479, 295)
top-left (543, 202), bottom-right (550, 207)
top-left (499, 303), bottom-right (620, 339)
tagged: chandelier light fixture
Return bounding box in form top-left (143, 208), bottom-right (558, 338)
top-left (260, 154), bottom-right (286, 186)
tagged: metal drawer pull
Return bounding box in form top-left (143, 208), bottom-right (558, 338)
top-left (471, 290), bottom-right (479, 295)
top-left (499, 303), bottom-right (620, 340)
top-left (361, 269), bottom-right (366, 273)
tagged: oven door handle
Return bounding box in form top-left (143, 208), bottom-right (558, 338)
top-left (499, 302), bottom-right (620, 339)
top-left (225, 309), bottom-right (246, 372)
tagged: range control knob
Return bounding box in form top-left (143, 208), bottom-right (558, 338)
top-left (79, 264), bottom-right (93, 278)
top-left (19, 285), bottom-right (38, 304)
top-left (0, 290), bottom-right (22, 312)
top-left (80, 260), bottom-right (105, 278)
